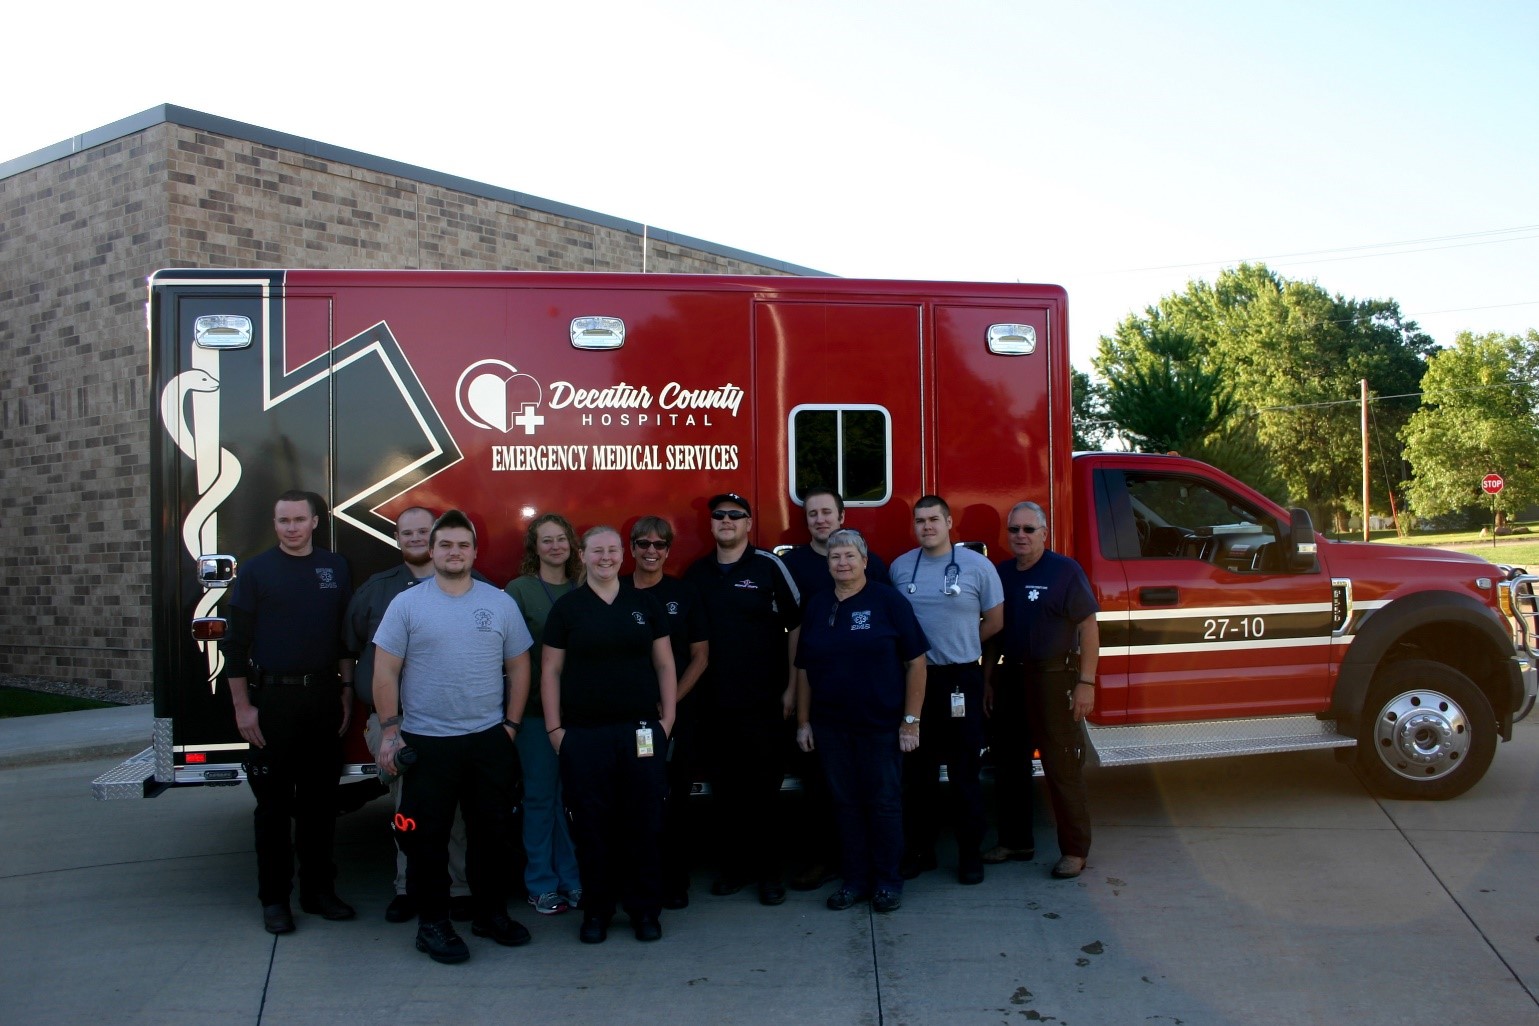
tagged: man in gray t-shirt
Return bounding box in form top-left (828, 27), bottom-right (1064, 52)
top-left (893, 495), bottom-right (1004, 885)
top-left (372, 510), bottom-right (534, 964)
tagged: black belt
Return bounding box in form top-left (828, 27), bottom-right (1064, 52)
top-left (1004, 658), bottom-right (1075, 672)
top-left (256, 670), bottom-right (337, 687)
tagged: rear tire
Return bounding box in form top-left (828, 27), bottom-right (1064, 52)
top-left (1355, 660), bottom-right (1496, 800)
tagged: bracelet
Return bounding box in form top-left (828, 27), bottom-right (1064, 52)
top-left (1077, 679), bottom-right (1095, 687)
top-left (503, 719), bottom-right (521, 732)
top-left (547, 726), bottom-right (562, 734)
top-left (379, 714), bottom-right (403, 728)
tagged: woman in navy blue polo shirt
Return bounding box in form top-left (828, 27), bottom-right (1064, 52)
top-left (795, 529), bottom-right (929, 914)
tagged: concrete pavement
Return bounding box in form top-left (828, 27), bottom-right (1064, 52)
top-left (0, 702), bottom-right (151, 768)
top-left (2, 711), bottom-right (1538, 1025)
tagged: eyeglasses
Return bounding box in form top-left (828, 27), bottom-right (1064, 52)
top-left (632, 539), bottom-right (670, 550)
top-left (1007, 524), bottom-right (1044, 534)
top-left (711, 509), bottom-right (750, 521)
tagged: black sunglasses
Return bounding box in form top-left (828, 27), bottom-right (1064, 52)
top-left (711, 509), bottom-right (750, 521)
top-left (1007, 524), bottom-right (1043, 534)
top-left (632, 539), bottom-right (670, 550)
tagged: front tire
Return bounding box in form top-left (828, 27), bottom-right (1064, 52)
top-left (1355, 660), bottom-right (1496, 800)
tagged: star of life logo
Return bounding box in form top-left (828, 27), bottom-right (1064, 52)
top-left (665, 601), bottom-right (680, 616)
top-left (315, 568), bottom-right (338, 589)
top-left (473, 608), bottom-right (495, 631)
top-left (850, 610), bottom-right (872, 631)
top-left (457, 360), bottom-right (546, 436)
top-left (1025, 587), bottom-right (1044, 602)
top-left (632, 611), bottom-right (648, 626)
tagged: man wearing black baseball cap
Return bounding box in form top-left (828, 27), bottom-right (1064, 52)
top-left (684, 492), bottom-right (802, 906)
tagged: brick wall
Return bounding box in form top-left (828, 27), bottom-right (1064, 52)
top-left (0, 117), bottom-right (799, 694)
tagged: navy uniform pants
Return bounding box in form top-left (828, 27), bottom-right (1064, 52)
top-left (247, 680), bottom-right (343, 906)
top-left (990, 666), bottom-right (1092, 858)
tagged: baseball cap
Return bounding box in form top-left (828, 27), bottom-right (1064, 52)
top-left (708, 492), bottom-right (752, 517)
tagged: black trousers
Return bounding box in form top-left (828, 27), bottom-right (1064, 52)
top-left (990, 666), bottom-right (1092, 858)
top-left (561, 720), bottom-right (668, 920)
top-left (247, 682), bottom-right (342, 906)
top-left (707, 711), bottom-right (788, 883)
top-left (902, 663), bottom-right (988, 859)
top-left (397, 725), bottom-right (522, 924)
top-left (662, 699), bottom-right (702, 896)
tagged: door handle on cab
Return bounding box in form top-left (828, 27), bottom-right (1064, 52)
top-left (1140, 587), bottom-right (1179, 606)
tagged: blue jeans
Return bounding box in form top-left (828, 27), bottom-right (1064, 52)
top-left (817, 723), bottom-right (904, 895)
top-left (516, 715), bottom-right (580, 896)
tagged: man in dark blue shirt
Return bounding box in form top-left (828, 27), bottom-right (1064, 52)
top-left (984, 500), bottom-right (1100, 880)
top-left (224, 490), bottom-right (356, 935)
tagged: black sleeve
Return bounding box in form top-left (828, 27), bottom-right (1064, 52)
top-left (222, 606), bottom-right (255, 679)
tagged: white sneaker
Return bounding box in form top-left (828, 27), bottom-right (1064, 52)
top-left (528, 891), bottom-right (569, 915)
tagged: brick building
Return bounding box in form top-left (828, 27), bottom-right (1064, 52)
top-left (0, 104), bottom-right (818, 694)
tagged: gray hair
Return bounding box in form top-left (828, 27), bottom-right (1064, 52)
top-left (1008, 501), bottom-right (1046, 525)
top-left (826, 528), bottom-right (869, 560)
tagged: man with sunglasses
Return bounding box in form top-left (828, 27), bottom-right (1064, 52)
top-left (983, 500), bottom-right (1099, 880)
top-left (624, 515), bottom-right (709, 909)
top-left (683, 492), bottom-right (802, 906)
top-left (894, 494), bottom-right (1003, 886)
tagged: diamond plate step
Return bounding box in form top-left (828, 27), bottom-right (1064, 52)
top-left (1085, 714), bottom-right (1355, 768)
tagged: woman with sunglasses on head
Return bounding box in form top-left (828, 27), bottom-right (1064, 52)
top-left (623, 515), bottom-right (709, 910)
top-left (504, 514), bottom-right (584, 916)
top-left (543, 526), bottom-right (677, 943)
top-left (795, 528), bottom-right (928, 914)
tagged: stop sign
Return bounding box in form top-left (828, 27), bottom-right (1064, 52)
top-left (1482, 473), bottom-right (1505, 495)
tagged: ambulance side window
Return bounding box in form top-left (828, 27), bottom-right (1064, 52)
top-left (1125, 473), bottom-right (1280, 571)
top-left (789, 405), bottom-right (892, 506)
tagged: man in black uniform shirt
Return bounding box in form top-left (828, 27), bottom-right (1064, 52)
top-left (224, 489), bottom-right (357, 935)
top-left (682, 492), bottom-right (801, 906)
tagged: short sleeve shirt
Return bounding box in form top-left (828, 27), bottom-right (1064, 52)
top-left (893, 545), bottom-right (1004, 665)
top-left (995, 550), bottom-right (1099, 667)
top-left (372, 578), bottom-right (532, 736)
top-left (797, 581), bottom-right (929, 732)
top-left (544, 583), bottom-right (670, 727)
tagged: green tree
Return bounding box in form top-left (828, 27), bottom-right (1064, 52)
top-left (1095, 264), bottom-right (1432, 530)
top-left (1401, 330), bottom-right (1539, 524)
top-left (1070, 367), bottom-right (1112, 451)
top-left (1094, 318), bottom-right (1285, 498)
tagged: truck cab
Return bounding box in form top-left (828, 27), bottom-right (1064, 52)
top-left (1074, 451), bottom-right (1536, 798)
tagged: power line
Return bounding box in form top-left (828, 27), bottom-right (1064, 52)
top-left (1093, 223), bottom-right (1539, 276)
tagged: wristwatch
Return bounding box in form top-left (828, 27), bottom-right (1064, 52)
top-left (902, 715), bottom-right (921, 725)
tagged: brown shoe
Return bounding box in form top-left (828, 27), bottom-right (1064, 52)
top-left (981, 845), bottom-right (1035, 864)
top-left (1051, 855), bottom-right (1086, 879)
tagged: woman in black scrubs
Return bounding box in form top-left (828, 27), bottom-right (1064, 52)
top-left (541, 526), bottom-right (677, 943)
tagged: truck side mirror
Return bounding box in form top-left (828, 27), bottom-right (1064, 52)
top-left (1285, 508), bottom-right (1318, 572)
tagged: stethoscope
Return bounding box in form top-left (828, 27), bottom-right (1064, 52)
top-left (907, 549), bottom-right (962, 596)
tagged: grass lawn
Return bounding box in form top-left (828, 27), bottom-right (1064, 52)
top-left (0, 687), bottom-right (116, 718)
top-left (1333, 524), bottom-right (1539, 571)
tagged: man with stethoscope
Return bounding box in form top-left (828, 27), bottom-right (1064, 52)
top-left (894, 495), bottom-right (1003, 886)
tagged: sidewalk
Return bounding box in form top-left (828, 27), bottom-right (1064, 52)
top-left (0, 703), bottom-right (152, 769)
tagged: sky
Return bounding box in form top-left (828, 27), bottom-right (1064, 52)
top-left (6, 0), bottom-right (1536, 372)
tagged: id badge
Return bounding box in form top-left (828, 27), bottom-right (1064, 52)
top-left (950, 689), bottom-right (966, 718)
top-left (636, 724), bottom-right (655, 758)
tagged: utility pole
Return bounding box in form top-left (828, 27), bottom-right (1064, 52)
top-left (1361, 378), bottom-right (1370, 542)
